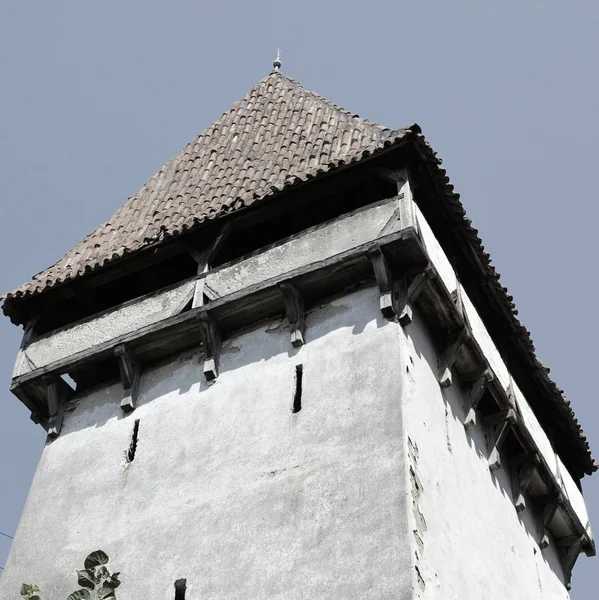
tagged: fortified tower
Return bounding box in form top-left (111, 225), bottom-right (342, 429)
top-left (1, 65), bottom-right (595, 599)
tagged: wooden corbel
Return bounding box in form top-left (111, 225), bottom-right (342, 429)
top-left (41, 375), bottom-right (68, 439)
top-left (484, 408), bottom-right (517, 470)
top-left (368, 246), bottom-right (397, 319)
top-left (197, 313), bottom-right (221, 381)
top-left (540, 493), bottom-right (563, 549)
top-left (464, 368), bottom-right (493, 428)
top-left (438, 329), bottom-right (467, 388)
top-left (511, 460), bottom-right (536, 513)
top-left (279, 282), bottom-right (305, 347)
top-left (559, 535), bottom-right (586, 590)
top-left (114, 344), bottom-right (140, 413)
top-left (396, 266), bottom-right (433, 327)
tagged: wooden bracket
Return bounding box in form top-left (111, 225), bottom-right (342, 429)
top-left (41, 375), bottom-right (68, 439)
top-left (511, 461), bottom-right (536, 512)
top-left (114, 344), bottom-right (140, 413)
top-left (191, 224), bottom-right (232, 308)
top-left (487, 408), bottom-right (517, 470)
top-left (279, 282), bottom-right (305, 347)
top-left (562, 536), bottom-right (585, 590)
top-left (197, 313), bottom-right (221, 381)
top-left (540, 493), bottom-right (563, 549)
top-left (396, 267), bottom-right (433, 327)
top-left (368, 247), bottom-right (397, 319)
top-left (451, 284), bottom-right (472, 330)
top-left (464, 368), bottom-right (493, 429)
top-left (438, 330), bottom-right (467, 388)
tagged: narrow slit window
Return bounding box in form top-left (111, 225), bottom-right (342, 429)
top-left (174, 579), bottom-right (187, 600)
top-left (126, 419), bottom-right (140, 463)
top-left (292, 364), bottom-right (303, 413)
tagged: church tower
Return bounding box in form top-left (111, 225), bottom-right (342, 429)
top-left (1, 65), bottom-right (595, 599)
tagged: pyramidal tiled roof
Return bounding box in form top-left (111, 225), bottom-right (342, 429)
top-left (3, 70), bottom-right (596, 474)
top-left (3, 71), bottom-right (410, 304)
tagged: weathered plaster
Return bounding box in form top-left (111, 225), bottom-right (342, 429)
top-left (205, 197), bottom-right (403, 299)
top-left (415, 204), bottom-right (592, 539)
top-left (14, 281), bottom-right (195, 377)
top-left (0, 287), bottom-right (413, 599)
top-left (14, 197), bottom-right (407, 379)
top-left (400, 309), bottom-right (569, 599)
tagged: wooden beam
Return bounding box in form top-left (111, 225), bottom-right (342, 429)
top-left (368, 246), bottom-right (396, 319)
top-left (438, 330), bottom-right (467, 388)
top-left (464, 367), bottom-right (493, 429)
top-left (488, 408), bottom-right (517, 470)
top-left (197, 313), bottom-right (221, 381)
top-left (114, 344), bottom-right (140, 413)
top-left (279, 282), bottom-right (305, 347)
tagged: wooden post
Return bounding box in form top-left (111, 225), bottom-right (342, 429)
top-left (190, 223), bottom-right (232, 309)
top-left (374, 166), bottom-right (418, 234)
top-left (197, 313), bottom-right (221, 381)
top-left (114, 344), bottom-right (140, 413)
top-left (279, 282), bottom-right (306, 347)
top-left (368, 246), bottom-right (396, 319)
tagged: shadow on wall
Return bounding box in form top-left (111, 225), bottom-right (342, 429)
top-left (55, 283), bottom-right (381, 438)
top-left (404, 310), bottom-right (565, 582)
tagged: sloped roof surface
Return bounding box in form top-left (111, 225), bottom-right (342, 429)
top-left (3, 71), bottom-right (408, 303)
top-left (2, 69), bottom-right (595, 474)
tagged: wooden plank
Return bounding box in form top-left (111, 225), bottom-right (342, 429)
top-left (10, 228), bottom-right (419, 390)
top-left (483, 408), bottom-right (518, 426)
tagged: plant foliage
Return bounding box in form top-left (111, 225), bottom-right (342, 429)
top-left (20, 551), bottom-right (121, 600)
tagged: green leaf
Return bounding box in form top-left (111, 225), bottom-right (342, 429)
top-left (66, 591), bottom-right (91, 600)
top-left (84, 550), bottom-right (109, 570)
top-left (77, 569), bottom-right (96, 590)
top-left (96, 585), bottom-right (116, 600)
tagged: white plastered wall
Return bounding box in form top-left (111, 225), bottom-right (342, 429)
top-left (0, 286), bottom-right (414, 600)
top-left (400, 310), bottom-right (569, 599)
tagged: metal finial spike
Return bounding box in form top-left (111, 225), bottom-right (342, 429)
top-left (273, 49), bottom-right (282, 72)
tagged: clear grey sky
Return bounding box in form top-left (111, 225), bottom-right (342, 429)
top-left (0, 1), bottom-right (597, 596)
